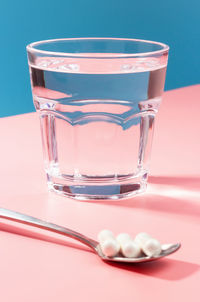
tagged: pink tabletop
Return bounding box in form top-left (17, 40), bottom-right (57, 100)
top-left (0, 85), bottom-right (200, 301)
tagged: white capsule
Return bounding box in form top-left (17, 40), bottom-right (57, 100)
top-left (134, 232), bottom-right (152, 248)
top-left (116, 233), bottom-right (132, 245)
top-left (97, 229), bottom-right (114, 243)
top-left (142, 238), bottom-right (161, 257)
top-left (121, 240), bottom-right (141, 258)
top-left (100, 238), bottom-right (120, 257)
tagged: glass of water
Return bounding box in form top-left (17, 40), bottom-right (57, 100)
top-left (27, 38), bottom-right (169, 200)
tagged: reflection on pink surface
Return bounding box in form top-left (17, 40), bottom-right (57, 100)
top-left (55, 102), bottom-right (131, 114)
top-left (33, 86), bottom-right (72, 99)
top-left (56, 119), bottom-right (140, 176)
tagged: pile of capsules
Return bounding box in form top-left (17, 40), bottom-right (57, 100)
top-left (98, 230), bottom-right (162, 258)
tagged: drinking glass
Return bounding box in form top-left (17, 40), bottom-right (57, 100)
top-left (27, 38), bottom-right (169, 200)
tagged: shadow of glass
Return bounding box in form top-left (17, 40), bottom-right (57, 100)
top-left (0, 222), bottom-right (93, 254)
top-left (106, 257), bottom-right (200, 281)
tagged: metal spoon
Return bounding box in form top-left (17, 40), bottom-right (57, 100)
top-left (0, 208), bottom-right (181, 263)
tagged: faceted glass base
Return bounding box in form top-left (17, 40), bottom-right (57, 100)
top-left (47, 172), bottom-right (148, 200)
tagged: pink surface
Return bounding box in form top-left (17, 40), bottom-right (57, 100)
top-left (0, 85), bottom-right (200, 301)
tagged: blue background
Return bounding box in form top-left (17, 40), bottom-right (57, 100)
top-left (0, 0), bottom-right (199, 117)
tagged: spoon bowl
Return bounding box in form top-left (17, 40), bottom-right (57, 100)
top-left (97, 242), bottom-right (181, 263)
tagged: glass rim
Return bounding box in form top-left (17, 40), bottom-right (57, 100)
top-left (26, 37), bottom-right (169, 58)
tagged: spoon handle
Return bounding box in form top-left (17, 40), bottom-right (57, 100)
top-left (0, 207), bottom-right (98, 251)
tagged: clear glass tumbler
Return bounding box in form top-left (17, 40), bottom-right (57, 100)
top-left (27, 38), bottom-right (169, 200)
